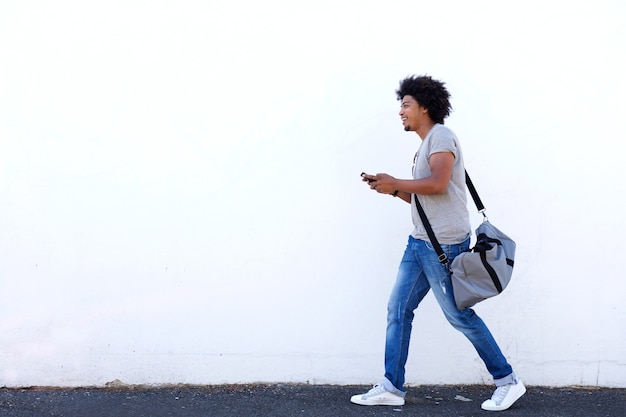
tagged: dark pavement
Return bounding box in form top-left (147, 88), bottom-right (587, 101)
top-left (1, 384), bottom-right (625, 417)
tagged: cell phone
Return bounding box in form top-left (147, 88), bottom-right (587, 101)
top-left (361, 172), bottom-right (376, 183)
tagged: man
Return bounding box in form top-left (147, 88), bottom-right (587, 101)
top-left (353, 75), bottom-right (525, 412)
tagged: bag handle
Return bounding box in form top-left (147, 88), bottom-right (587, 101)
top-left (414, 170), bottom-right (485, 266)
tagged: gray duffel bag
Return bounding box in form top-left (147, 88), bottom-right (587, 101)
top-left (450, 221), bottom-right (516, 309)
top-left (413, 171), bottom-right (516, 310)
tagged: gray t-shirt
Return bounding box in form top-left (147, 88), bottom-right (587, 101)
top-left (411, 124), bottom-right (471, 244)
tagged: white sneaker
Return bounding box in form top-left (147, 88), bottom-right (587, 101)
top-left (481, 379), bottom-right (526, 411)
top-left (350, 384), bottom-right (405, 406)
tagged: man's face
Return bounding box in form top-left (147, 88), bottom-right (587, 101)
top-left (399, 95), bottom-right (424, 132)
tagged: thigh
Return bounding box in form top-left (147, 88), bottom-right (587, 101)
top-left (419, 238), bottom-right (470, 318)
top-left (388, 237), bottom-right (431, 313)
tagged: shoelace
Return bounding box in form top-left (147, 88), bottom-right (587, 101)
top-left (490, 384), bottom-right (511, 405)
top-left (363, 384), bottom-right (386, 398)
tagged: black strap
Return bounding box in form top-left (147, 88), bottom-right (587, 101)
top-left (479, 249), bottom-right (504, 292)
top-left (414, 170), bottom-right (484, 266)
top-left (414, 195), bottom-right (449, 265)
top-left (465, 171), bottom-right (485, 214)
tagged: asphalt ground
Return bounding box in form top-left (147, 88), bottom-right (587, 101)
top-left (1, 384), bottom-right (625, 417)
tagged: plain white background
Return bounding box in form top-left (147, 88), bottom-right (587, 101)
top-left (1, 0), bottom-right (625, 387)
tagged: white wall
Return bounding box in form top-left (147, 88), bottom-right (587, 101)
top-left (1, 0), bottom-right (625, 388)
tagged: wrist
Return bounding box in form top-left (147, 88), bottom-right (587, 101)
top-left (392, 179), bottom-right (399, 197)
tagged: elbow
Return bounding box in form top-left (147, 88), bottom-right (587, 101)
top-left (429, 175), bottom-right (450, 194)
top-left (432, 183), bottom-right (449, 194)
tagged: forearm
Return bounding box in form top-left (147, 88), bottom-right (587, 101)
top-left (392, 177), bottom-right (449, 196)
top-left (364, 176), bottom-right (447, 202)
top-left (395, 190), bottom-right (412, 203)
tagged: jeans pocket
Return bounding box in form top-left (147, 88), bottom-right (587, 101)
top-left (425, 239), bottom-right (469, 262)
top-left (425, 240), bottom-right (451, 253)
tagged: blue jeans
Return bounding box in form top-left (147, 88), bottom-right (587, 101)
top-left (382, 236), bottom-right (515, 396)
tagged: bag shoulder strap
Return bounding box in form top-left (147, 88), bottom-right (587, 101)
top-left (414, 170), bottom-right (485, 265)
top-left (414, 195), bottom-right (449, 265)
top-left (464, 171), bottom-right (487, 219)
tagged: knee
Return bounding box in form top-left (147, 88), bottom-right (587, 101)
top-left (387, 302), bottom-right (414, 325)
top-left (444, 308), bottom-right (477, 331)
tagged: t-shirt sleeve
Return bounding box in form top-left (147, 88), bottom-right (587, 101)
top-left (428, 129), bottom-right (458, 159)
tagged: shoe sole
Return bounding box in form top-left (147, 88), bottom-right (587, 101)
top-left (351, 397), bottom-right (405, 406)
top-left (351, 400), bottom-right (404, 406)
top-left (481, 384), bottom-right (527, 411)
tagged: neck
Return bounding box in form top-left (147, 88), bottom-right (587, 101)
top-left (416, 121), bottom-right (437, 141)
